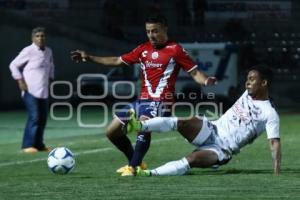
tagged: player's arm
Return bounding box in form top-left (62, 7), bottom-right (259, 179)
top-left (269, 138), bottom-right (281, 175)
top-left (70, 50), bottom-right (123, 66)
top-left (175, 45), bottom-right (217, 86)
top-left (189, 68), bottom-right (217, 86)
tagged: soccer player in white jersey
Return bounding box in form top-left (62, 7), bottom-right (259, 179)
top-left (71, 14), bottom-right (217, 176)
top-left (127, 65), bottom-right (281, 176)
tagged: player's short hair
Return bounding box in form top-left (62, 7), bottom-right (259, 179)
top-left (249, 64), bottom-right (273, 86)
top-left (32, 27), bottom-right (46, 36)
top-left (145, 14), bottom-right (168, 27)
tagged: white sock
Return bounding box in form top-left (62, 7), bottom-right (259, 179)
top-left (141, 117), bottom-right (178, 132)
top-left (150, 157), bottom-right (190, 176)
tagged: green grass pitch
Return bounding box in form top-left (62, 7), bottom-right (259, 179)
top-left (0, 110), bottom-right (300, 200)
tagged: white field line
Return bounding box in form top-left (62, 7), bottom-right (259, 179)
top-left (0, 137), bottom-right (177, 168)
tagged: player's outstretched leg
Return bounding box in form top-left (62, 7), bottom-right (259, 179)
top-left (127, 113), bottom-right (204, 144)
top-left (136, 150), bottom-right (219, 176)
top-left (119, 110), bottom-right (149, 176)
top-left (136, 157), bottom-right (190, 176)
top-left (126, 110), bottom-right (178, 134)
top-left (115, 109), bottom-right (149, 176)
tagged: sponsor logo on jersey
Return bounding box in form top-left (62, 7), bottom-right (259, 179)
top-left (232, 102), bottom-right (251, 124)
top-left (145, 60), bottom-right (162, 68)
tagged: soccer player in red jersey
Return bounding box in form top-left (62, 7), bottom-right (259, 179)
top-left (71, 14), bottom-right (217, 176)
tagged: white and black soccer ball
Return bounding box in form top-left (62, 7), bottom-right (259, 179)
top-left (47, 147), bottom-right (75, 174)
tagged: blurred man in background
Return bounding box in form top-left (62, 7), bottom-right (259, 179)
top-left (9, 27), bottom-right (55, 153)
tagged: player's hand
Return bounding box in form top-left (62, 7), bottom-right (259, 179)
top-left (17, 79), bottom-right (27, 91)
top-left (205, 77), bottom-right (218, 86)
top-left (70, 50), bottom-right (88, 63)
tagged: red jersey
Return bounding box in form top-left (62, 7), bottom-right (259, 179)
top-left (120, 41), bottom-right (197, 102)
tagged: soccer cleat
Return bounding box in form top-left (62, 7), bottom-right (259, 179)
top-left (116, 165), bottom-right (129, 174)
top-left (120, 166), bottom-right (135, 176)
top-left (126, 109), bottom-right (142, 134)
top-left (39, 146), bottom-right (52, 152)
top-left (116, 161), bottom-right (148, 174)
top-left (22, 147), bottom-right (38, 153)
top-left (139, 161), bottom-right (147, 171)
top-left (136, 167), bottom-right (151, 177)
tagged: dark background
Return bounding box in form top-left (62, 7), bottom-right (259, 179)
top-left (0, 0), bottom-right (299, 110)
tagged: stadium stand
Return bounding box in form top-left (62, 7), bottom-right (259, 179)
top-left (0, 0), bottom-right (300, 109)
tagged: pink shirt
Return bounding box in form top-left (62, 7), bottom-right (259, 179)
top-left (9, 43), bottom-right (55, 99)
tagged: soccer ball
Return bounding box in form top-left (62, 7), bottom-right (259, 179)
top-left (47, 147), bottom-right (75, 174)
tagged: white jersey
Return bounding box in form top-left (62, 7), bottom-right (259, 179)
top-left (212, 91), bottom-right (280, 154)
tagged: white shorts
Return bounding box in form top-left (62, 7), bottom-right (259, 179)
top-left (192, 117), bottom-right (232, 165)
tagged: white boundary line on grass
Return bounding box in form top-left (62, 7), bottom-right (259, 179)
top-left (0, 137), bottom-right (177, 168)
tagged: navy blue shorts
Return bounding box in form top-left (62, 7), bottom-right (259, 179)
top-left (114, 99), bottom-right (172, 124)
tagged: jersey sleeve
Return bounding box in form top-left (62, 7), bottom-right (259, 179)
top-left (174, 45), bottom-right (197, 72)
top-left (120, 44), bottom-right (143, 65)
top-left (265, 110), bottom-right (280, 139)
